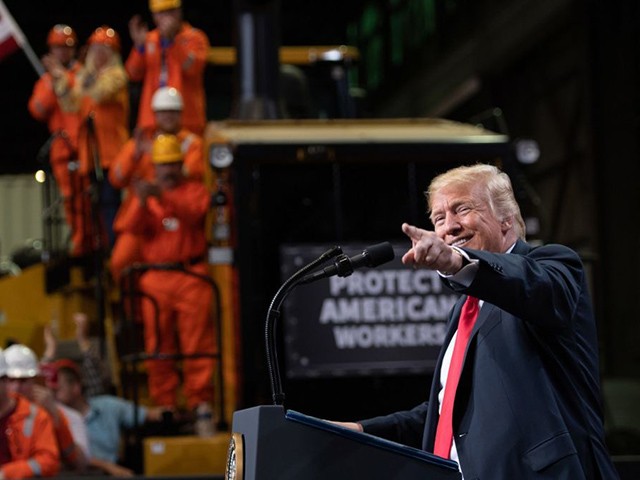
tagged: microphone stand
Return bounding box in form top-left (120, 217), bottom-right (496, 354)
top-left (265, 245), bottom-right (343, 406)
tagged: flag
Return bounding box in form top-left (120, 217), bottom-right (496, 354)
top-left (0, 0), bottom-right (44, 75)
top-left (0, 1), bottom-right (24, 61)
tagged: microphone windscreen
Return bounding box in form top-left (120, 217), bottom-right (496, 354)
top-left (365, 242), bottom-right (395, 267)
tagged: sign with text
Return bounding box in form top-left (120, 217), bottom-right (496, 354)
top-left (280, 243), bottom-right (459, 378)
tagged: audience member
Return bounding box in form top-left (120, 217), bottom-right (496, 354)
top-left (0, 348), bottom-right (60, 479)
top-left (3, 344), bottom-right (88, 472)
top-left (41, 312), bottom-right (111, 398)
top-left (56, 25), bottom-right (129, 249)
top-left (53, 360), bottom-right (164, 477)
top-left (117, 134), bottom-right (215, 436)
top-left (127, 0), bottom-right (209, 135)
top-left (28, 24), bottom-right (90, 256)
top-left (109, 86), bottom-right (205, 281)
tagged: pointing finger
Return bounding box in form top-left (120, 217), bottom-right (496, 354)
top-left (402, 223), bottom-right (424, 241)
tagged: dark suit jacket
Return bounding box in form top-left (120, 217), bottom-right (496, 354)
top-left (360, 240), bottom-right (619, 479)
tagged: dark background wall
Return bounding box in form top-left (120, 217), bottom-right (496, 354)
top-left (349, 0), bottom-right (640, 381)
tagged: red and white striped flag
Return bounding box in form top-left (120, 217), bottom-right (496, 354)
top-left (0, 0), bottom-right (44, 75)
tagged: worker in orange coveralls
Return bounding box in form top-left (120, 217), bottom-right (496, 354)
top-left (108, 86), bottom-right (205, 282)
top-left (56, 26), bottom-right (129, 250)
top-left (116, 134), bottom-right (215, 437)
top-left (126, 0), bottom-right (209, 135)
top-left (28, 24), bottom-right (90, 256)
top-left (4, 345), bottom-right (87, 474)
top-left (0, 349), bottom-right (60, 479)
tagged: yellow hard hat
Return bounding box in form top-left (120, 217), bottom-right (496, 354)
top-left (152, 134), bottom-right (183, 164)
top-left (149, 0), bottom-right (181, 13)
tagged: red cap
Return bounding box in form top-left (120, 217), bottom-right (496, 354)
top-left (41, 359), bottom-right (81, 388)
top-left (39, 363), bottom-right (59, 388)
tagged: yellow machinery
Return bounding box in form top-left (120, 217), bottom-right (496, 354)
top-left (0, 264), bottom-right (93, 351)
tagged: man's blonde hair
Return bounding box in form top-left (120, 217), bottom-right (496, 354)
top-left (426, 163), bottom-right (526, 239)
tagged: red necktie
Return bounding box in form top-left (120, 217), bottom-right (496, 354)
top-left (433, 295), bottom-right (480, 458)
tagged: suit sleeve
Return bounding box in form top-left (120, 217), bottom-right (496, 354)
top-left (359, 402), bottom-right (429, 449)
top-left (452, 244), bottom-right (585, 330)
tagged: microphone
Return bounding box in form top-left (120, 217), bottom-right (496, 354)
top-left (299, 242), bottom-right (395, 284)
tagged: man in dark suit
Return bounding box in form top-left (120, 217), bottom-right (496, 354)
top-left (337, 164), bottom-right (618, 479)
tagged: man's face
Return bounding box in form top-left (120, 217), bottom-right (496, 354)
top-left (153, 9), bottom-right (182, 39)
top-left (7, 377), bottom-right (36, 399)
top-left (54, 373), bottom-right (77, 407)
top-left (155, 162), bottom-right (184, 190)
top-left (89, 44), bottom-right (112, 70)
top-left (430, 182), bottom-right (508, 253)
top-left (50, 45), bottom-right (75, 66)
top-left (155, 110), bottom-right (182, 134)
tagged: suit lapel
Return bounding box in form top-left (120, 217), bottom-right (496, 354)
top-left (424, 296), bottom-right (500, 450)
top-left (471, 300), bottom-right (498, 339)
top-left (424, 241), bottom-right (533, 450)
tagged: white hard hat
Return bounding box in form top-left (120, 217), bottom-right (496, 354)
top-left (151, 87), bottom-right (184, 112)
top-left (4, 344), bottom-right (39, 378)
top-left (0, 349), bottom-right (7, 377)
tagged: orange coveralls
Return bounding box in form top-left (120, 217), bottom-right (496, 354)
top-left (28, 63), bottom-right (90, 255)
top-left (1, 394), bottom-right (60, 479)
top-left (117, 180), bottom-right (214, 409)
top-left (51, 406), bottom-right (83, 470)
top-left (125, 24), bottom-right (209, 135)
top-left (108, 129), bottom-right (205, 281)
top-left (72, 63), bottom-right (129, 250)
top-left (76, 69), bottom-right (129, 177)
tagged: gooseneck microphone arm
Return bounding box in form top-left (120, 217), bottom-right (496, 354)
top-left (265, 245), bottom-right (343, 406)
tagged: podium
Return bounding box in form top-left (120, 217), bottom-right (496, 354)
top-left (229, 405), bottom-right (461, 479)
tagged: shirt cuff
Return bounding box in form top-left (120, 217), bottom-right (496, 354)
top-left (438, 246), bottom-right (478, 287)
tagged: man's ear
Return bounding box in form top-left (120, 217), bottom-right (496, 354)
top-left (501, 216), bottom-right (513, 231)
